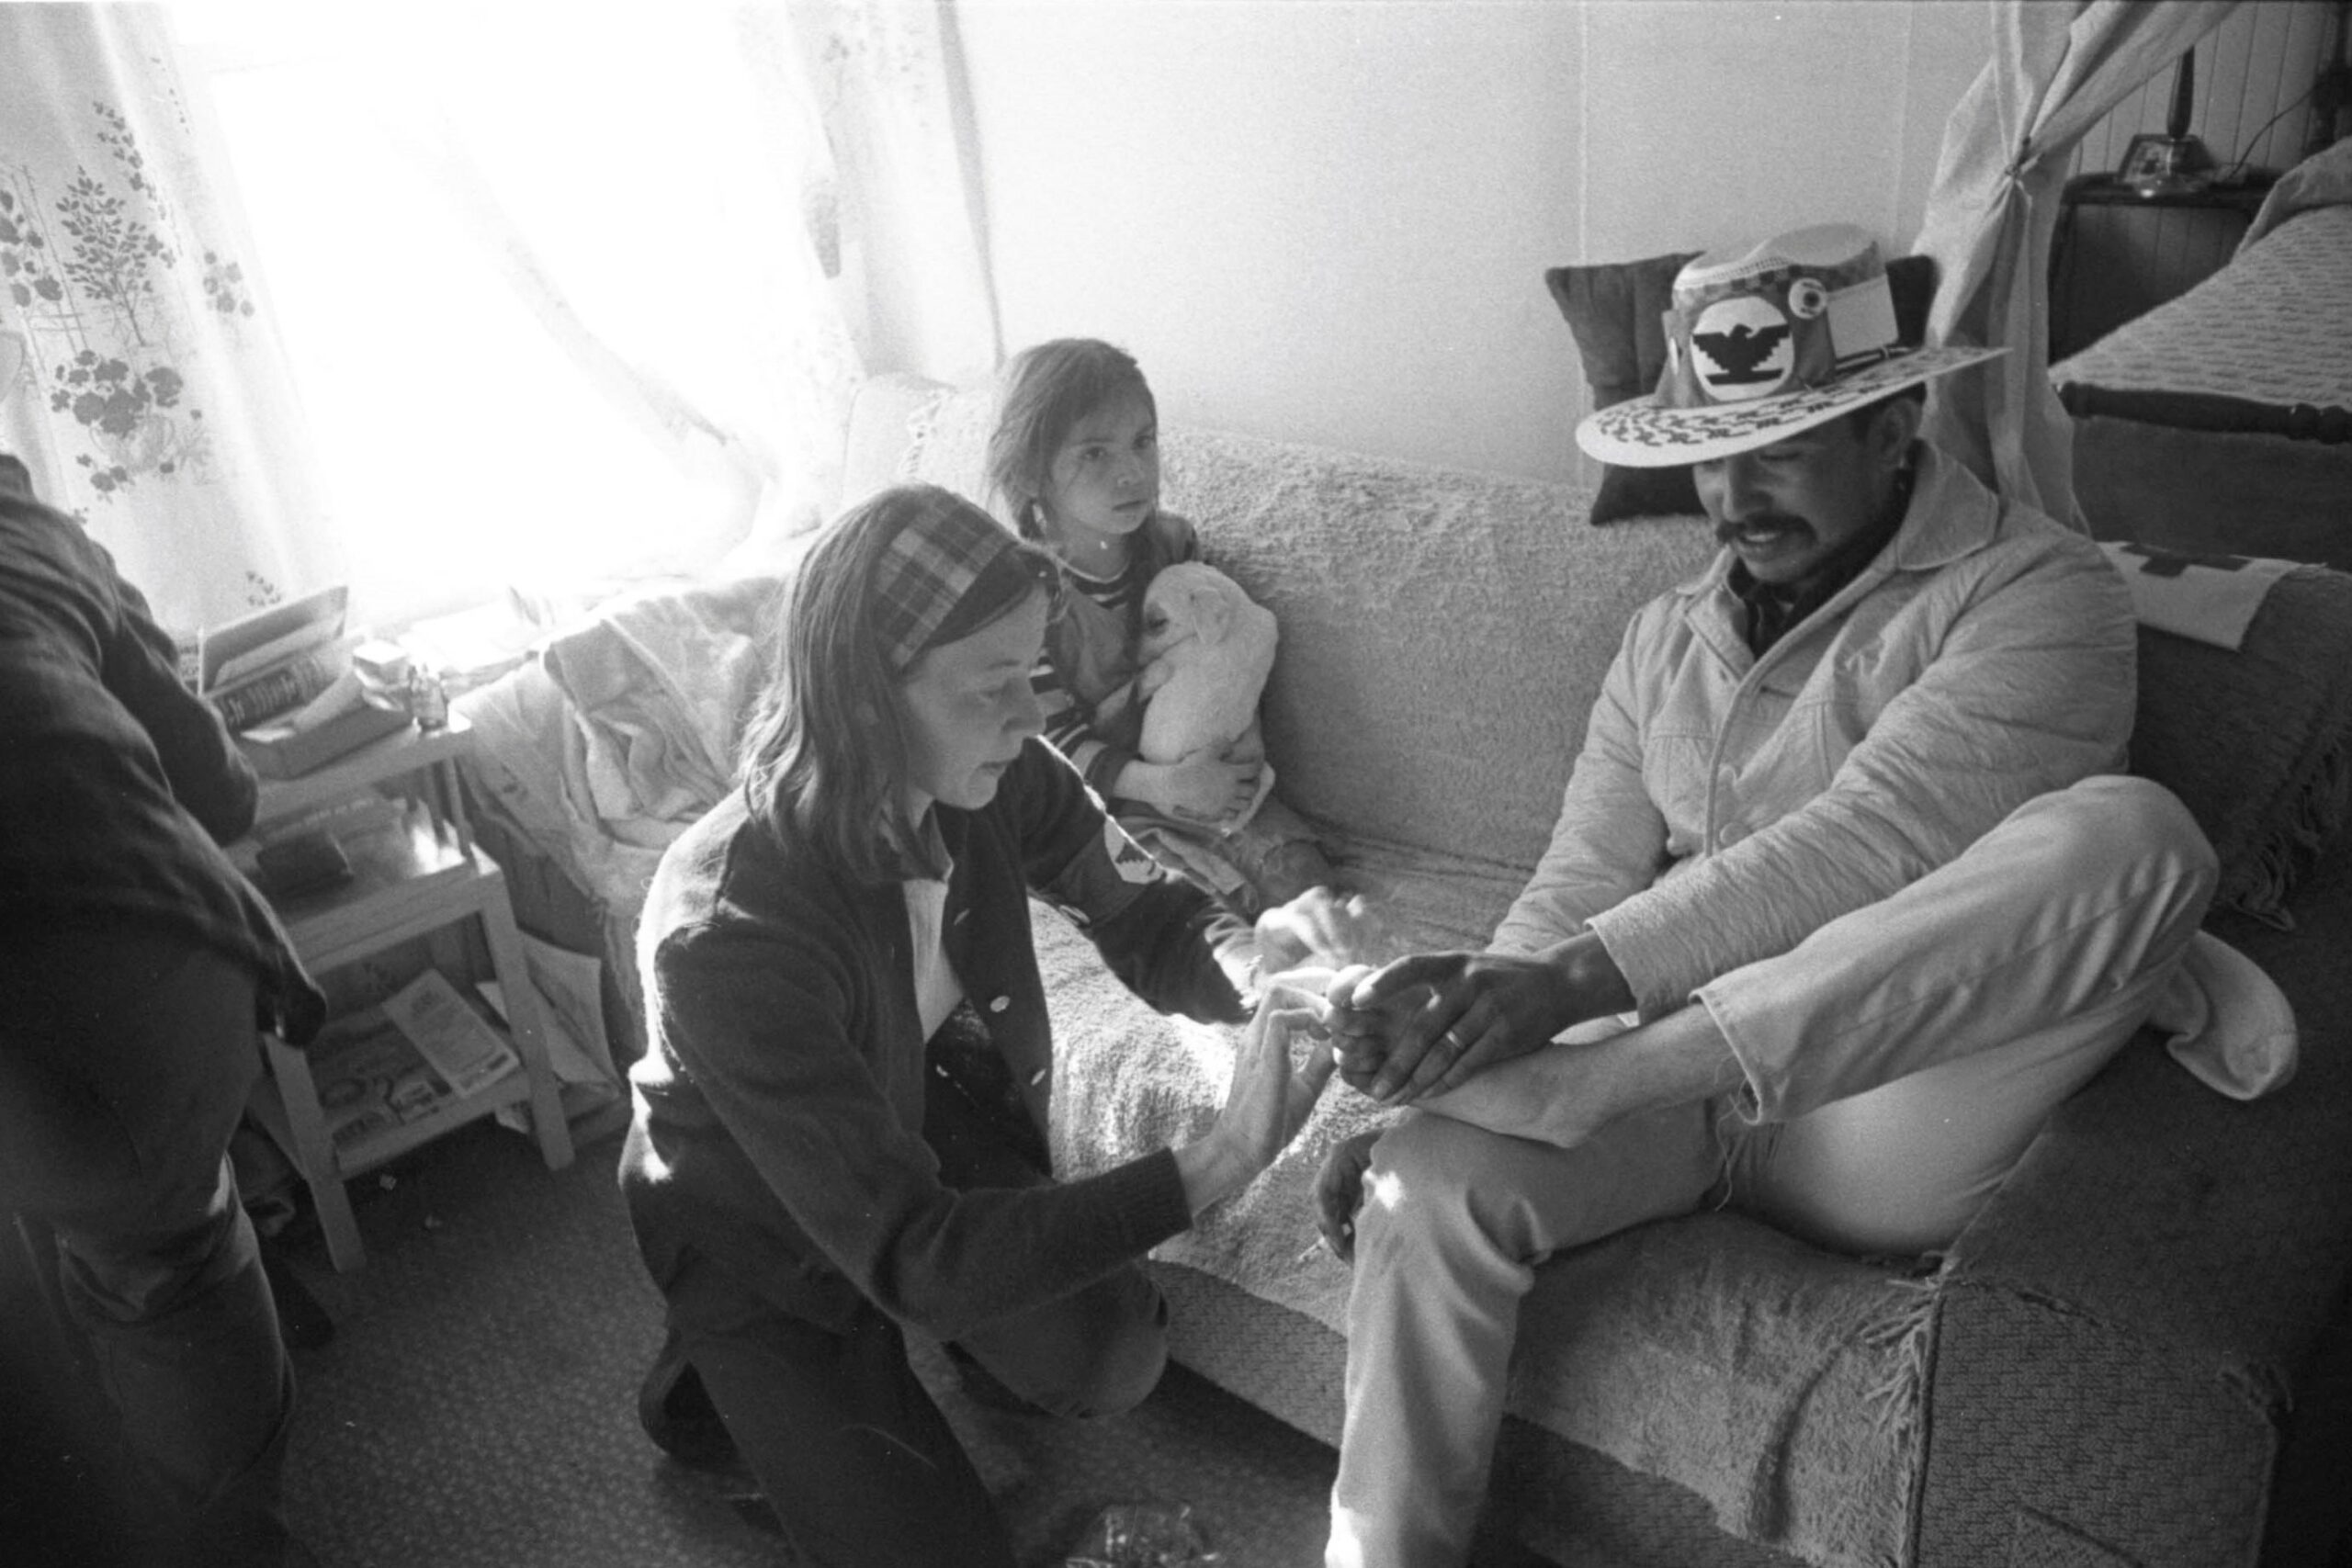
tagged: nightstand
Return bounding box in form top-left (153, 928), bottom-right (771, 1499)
top-left (242, 715), bottom-right (574, 1269)
top-left (2048, 172), bottom-right (2277, 359)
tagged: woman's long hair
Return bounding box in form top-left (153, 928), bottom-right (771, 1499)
top-left (736, 488), bottom-right (1051, 885)
top-left (985, 338), bottom-right (1155, 541)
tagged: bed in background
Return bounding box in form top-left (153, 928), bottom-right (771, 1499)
top-left (2052, 137), bottom-right (2352, 571)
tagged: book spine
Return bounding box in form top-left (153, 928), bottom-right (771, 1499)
top-left (212, 646), bottom-right (345, 730)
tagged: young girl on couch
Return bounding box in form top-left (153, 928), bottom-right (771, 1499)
top-left (985, 337), bottom-right (1336, 917)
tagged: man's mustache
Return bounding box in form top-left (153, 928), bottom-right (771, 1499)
top-left (1716, 513), bottom-right (1813, 545)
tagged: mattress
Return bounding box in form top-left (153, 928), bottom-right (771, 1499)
top-left (2053, 194), bottom-right (2352, 570)
top-left (2052, 204), bottom-right (2352, 422)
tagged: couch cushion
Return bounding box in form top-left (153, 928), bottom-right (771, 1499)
top-left (1544, 251), bottom-right (1702, 525)
top-left (2130, 564), bottom-right (2352, 926)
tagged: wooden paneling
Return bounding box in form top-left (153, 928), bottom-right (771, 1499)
top-left (2052, 2), bottom-right (2342, 357)
top-left (2071, 2), bottom-right (2339, 185)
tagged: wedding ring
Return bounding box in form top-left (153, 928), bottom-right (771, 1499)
top-left (1442, 1028), bottom-right (1468, 1053)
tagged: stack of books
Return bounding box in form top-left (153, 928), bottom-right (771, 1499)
top-left (198, 586), bottom-right (409, 777)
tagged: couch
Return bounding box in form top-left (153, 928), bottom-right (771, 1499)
top-left (462, 373), bottom-right (2352, 1568)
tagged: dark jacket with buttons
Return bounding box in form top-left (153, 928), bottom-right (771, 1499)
top-left (622, 737), bottom-right (1249, 1339)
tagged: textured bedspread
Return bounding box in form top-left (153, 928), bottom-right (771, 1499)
top-left (2052, 204), bottom-right (2352, 412)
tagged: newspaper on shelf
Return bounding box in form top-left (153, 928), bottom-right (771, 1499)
top-left (304, 1009), bottom-right (456, 1156)
top-left (379, 968), bottom-right (518, 1100)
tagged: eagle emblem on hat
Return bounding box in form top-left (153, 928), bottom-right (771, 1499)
top-left (1691, 296), bottom-right (1794, 400)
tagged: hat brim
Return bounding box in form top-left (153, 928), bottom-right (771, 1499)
top-left (1576, 345), bottom-right (2006, 468)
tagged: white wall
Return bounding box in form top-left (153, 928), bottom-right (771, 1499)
top-left (951, 0), bottom-right (1995, 485)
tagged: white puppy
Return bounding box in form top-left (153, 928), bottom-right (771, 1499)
top-left (1135, 561), bottom-right (1277, 764)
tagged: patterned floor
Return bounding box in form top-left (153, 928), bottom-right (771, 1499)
top-left (272, 1121), bottom-right (1343, 1568)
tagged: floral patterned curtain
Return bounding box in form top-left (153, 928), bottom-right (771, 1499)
top-left (1, 3), bottom-right (341, 638)
top-left (4, 1), bottom-right (998, 635)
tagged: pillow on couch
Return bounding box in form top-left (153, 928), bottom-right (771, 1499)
top-left (2129, 564), bottom-right (2352, 926)
top-left (1545, 252), bottom-right (1939, 525)
top-left (1544, 250), bottom-right (1698, 524)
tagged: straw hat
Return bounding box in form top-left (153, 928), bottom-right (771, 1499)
top-left (1576, 223), bottom-right (2000, 468)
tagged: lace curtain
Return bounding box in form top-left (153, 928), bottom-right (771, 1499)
top-left (3, 1), bottom-right (996, 637)
top-left (1911, 0), bottom-right (2244, 522)
top-left (1, 4), bottom-right (340, 636)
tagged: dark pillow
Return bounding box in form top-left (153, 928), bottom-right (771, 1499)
top-left (1545, 252), bottom-right (1939, 525)
top-left (2129, 563), bottom-right (2352, 926)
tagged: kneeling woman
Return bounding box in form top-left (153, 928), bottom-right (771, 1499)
top-left (619, 484), bottom-right (1337, 1566)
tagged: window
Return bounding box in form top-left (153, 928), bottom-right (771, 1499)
top-left (177, 3), bottom-right (849, 626)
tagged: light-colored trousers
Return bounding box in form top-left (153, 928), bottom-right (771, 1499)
top-left (1327, 775), bottom-right (2220, 1568)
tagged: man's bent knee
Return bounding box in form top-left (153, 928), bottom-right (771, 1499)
top-left (1359, 1114), bottom-right (1504, 1249)
top-left (1360, 1107), bottom-right (1714, 1269)
top-left (2020, 775), bottom-right (2218, 891)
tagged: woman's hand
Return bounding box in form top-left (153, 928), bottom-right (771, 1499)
top-left (1130, 747), bottom-right (1262, 826)
top-left (1175, 1001), bottom-right (1337, 1215)
top-left (1313, 1128), bottom-right (1385, 1263)
top-left (1323, 934), bottom-right (1634, 1104)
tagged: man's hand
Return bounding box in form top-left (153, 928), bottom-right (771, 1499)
top-left (1313, 1127), bottom-right (1385, 1263)
top-left (1323, 934), bottom-right (1634, 1104)
top-left (1255, 886), bottom-right (1387, 978)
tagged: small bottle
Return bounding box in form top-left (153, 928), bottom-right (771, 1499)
top-left (406, 667), bottom-right (448, 729)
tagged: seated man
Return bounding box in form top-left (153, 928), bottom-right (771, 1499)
top-left (1313, 224), bottom-right (2219, 1568)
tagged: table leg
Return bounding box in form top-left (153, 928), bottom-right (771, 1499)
top-left (474, 873), bottom-right (576, 1173)
top-left (261, 1033), bottom-right (367, 1271)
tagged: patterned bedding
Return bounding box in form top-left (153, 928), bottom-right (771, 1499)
top-left (2051, 203), bottom-right (2352, 414)
top-left (453, 574), bottom-right (786, 1066)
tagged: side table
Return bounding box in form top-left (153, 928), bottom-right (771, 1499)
top-left (242, 715), bottom-right (574, 1270)
top-left (2048, 171), bottom-right (2276, 360)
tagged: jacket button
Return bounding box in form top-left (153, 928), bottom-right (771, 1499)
top-left (989, 996), bottom-right (1011, 1013)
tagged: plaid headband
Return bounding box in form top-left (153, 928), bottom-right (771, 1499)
top-left (871, 485), bottom-right (1043, 672)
